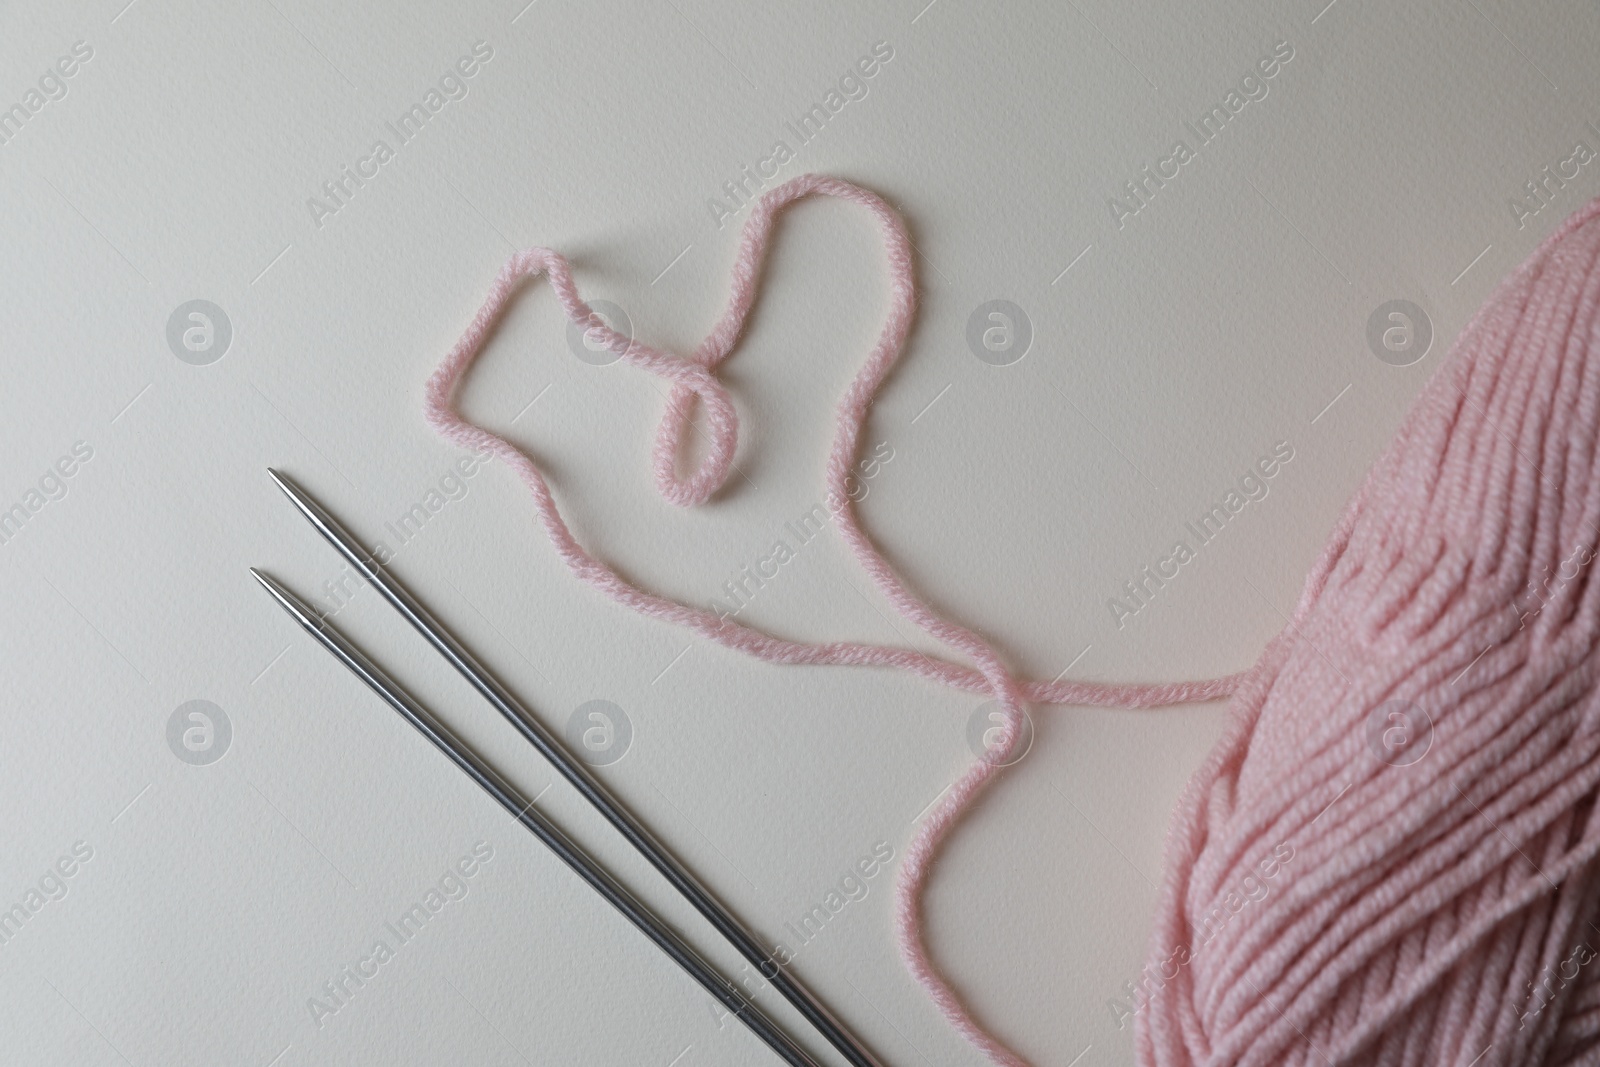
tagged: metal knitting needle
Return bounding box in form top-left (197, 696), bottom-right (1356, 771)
top-left (265, 469), bottom-right (884, 1067)
top-left (250, 568), bottom-right (823, 1067)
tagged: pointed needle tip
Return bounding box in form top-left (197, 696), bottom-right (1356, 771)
top-left (264, 468), bottom-right (322, 519)
top-left (249, 566), bottom-right (286, 598)
top-left (250, 567), bottom-right (321, 624)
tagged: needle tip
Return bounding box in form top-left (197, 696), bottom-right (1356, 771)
top-left (265, 467), bottom-right (322, 520)
top-left (250, 567), bottom-right (322, 627)
top-left (248, 567), bottom-right (280, 597)
top-left (264, 467), bottom-right (375, 573)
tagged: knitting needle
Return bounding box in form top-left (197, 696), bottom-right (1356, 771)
top-left (265, 469), bottom-right (885, 1067)
top-left (250, 567), bottom-right (824, 1067)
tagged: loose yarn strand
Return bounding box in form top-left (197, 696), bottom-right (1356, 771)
top-left (424, 173), bottom-right (1236, 1067)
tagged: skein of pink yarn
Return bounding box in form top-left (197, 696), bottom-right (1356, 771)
top-left (1135, 195), bottom-right (1600, 1066)
top-left (423, 173), bottom-right (1600, 1067)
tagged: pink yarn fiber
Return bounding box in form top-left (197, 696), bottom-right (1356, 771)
top-left (424, 173), bottom-right (1600, 1066)
top-left (424, 173), bottom-right (1235, 1065)
top-left (1132, 196), bottom-right (1600, 1066)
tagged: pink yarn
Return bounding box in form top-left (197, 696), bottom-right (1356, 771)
top-left (424, 172), bottom-right (1235, 1064)
top-left (1133, 196), bottom-right (1600, 1066)
top-left (424, 172), bottom-right (1600, 1066)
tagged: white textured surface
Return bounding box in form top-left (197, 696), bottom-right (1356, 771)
top-left (1, 1), bottom-right (1595, 1064)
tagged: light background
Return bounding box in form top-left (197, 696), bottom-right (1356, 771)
top-left (1, 1), bottom-right (1595, 1064)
